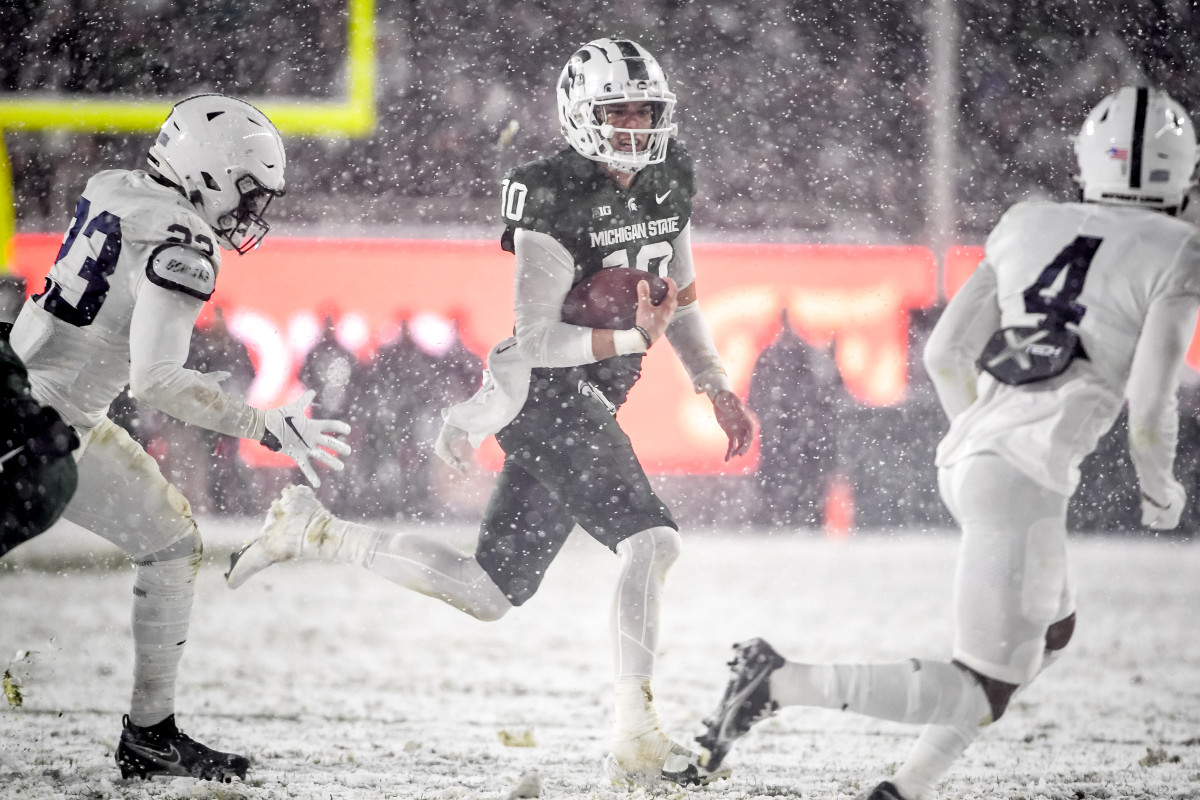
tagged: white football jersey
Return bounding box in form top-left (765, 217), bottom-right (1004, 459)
top-left (11, 169), bottom-right (221, 429)
top-left (934, 199), bottom-right (1200, 495)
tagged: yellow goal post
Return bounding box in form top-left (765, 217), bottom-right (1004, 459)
top-left (0, 0), bottom-right (376, 272)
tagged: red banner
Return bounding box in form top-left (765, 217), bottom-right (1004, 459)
top-left (13, 235), bottom-right (941, 474)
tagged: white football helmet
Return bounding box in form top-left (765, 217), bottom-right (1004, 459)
top-left (557, 38), bottom-right (677, 174)
top-left (1075, 85), bottom-right (1198, 211)
top-left (147, 94), bottom-right (286, 253)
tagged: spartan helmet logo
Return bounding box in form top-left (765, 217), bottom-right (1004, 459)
top-left (627, 197), bottom-right (638, 212)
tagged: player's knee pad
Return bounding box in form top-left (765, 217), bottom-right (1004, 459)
top-left (619, 526), bottom-right (681, 575)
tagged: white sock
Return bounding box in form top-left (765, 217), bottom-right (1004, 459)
top-left (612, 527), bottom-right (679, 679)
top-left (309, 517), bottom-right (379, 564)
top-left (129, 539), bottom-right (201, 726)
top-left (889, 647), bottom-right (1065, 799)
top-left (613, 676), bottom-right (662, 739)
top-left (768, 659), bottom-right (992, 728)
top-left (892, 724), bottom-right (973, 800)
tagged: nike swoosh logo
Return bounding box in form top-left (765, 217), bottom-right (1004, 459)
top-left (656, 190), bottom-right (672, 204)
top-left (123, 740), bottom-right (183, 766)
top-left (0, 446), bottom-right (24, 473)
top-left (284, 416), bottom-right (308, 447)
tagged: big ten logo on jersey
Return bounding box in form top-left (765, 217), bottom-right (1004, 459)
top-left (501, 179), bottom-right (527, 222)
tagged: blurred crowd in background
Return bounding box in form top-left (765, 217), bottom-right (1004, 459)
top-left (86, 297), bottom-right (1200, 537)
top-left (2, 0), bottom-right (1200, 533)
top-left (3, 0), bottom-right (1200, 242)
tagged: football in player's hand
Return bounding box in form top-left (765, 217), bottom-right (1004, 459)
top-left (561, 267), bottom-right (669, 330)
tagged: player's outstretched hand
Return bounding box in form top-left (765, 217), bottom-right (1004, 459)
top-left (261, 389), bottom-right (352, 488)
top-left (1140, 481), bottom-right (1186, 530)
top-left (713, 390), bottom-right (756, 461)
top-left (434, 421), bottom-right (472, 475)
top-left (634, 276), bottom-right (678, 346)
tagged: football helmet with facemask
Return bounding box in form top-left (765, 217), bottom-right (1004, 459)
top-left (147, 94), bottom-right (286, 253)
top-left (557, 38), bottom-right (677, 174)
top-left (1075, 85), bottom-right (1198, 212)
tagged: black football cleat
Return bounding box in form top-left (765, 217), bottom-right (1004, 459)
top-left (116, 714), bottom-right (249, 782)
top-left (696, 637), bottom-right (786, 772)
top-left (859, 780), bottom-right (910, 800)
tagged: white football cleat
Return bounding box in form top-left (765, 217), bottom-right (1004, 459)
top-left (226, 485), bottom-right (331, 588)
top-left (604, 730), bottom-right (731, 788)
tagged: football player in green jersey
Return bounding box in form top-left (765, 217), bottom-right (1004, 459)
top-left (228, 38), bottom-right (756, 788)
top-left (0, 322), bottom-right (79, 557)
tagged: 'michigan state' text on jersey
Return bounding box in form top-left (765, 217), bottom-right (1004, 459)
top-left (498, 139), bottom-right (695, 404)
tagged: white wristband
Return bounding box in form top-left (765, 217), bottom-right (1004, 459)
top-left (613, 328), bottom-right (649, 356)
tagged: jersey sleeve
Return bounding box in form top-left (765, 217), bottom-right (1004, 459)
top-left (666, 220), bottom-right (696, 290)
top-left (1125, 291), bottom-right (1197, 504)
top-left (666, 139), bottom-right (697, 199)
top-left (511, 228), bottom-right (595, 367)
top-left (146, 244), bottom-right (217, 301)
top-left (500, 162), bottom-right (563, 239)
top-left (1165, 230), bottom-right (1200, 299)
top-left (128, 279), bottom-right (263, 439)
top-left (924, 260), bottom-right (1000, 420)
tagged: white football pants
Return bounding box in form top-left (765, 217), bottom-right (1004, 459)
top-left (60, 418), bottom-right (202, 726)
top-left (64, 418), bottom-right (199, 558)
top-left (939, 452), bottom-right (1076, 685)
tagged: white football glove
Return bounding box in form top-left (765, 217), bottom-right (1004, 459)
top-left (434, 421), bottom-right (471, 475)
top-left (261, 389), bottom-right (352, 488)
top-left (1140, 481), bottom-right (1186, 530)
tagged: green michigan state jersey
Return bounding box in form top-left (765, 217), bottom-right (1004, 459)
top-left (498, 139), bottom-right (696, 404)
top-left (500, 138), bottom-right (695, 281)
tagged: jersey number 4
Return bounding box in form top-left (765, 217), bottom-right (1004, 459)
top-left (35, 197), bottom-right (123, 327)
top-left (1022, 235), bottom-right (1103, 326)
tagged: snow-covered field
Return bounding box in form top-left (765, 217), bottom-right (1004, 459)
top-left (1, 518), bottom-right (1198, 800)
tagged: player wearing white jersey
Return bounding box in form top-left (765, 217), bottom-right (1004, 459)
top-left (695, 86), bottom-right (1200, 800)
top-left (8, 94), bottom-right (352, 783)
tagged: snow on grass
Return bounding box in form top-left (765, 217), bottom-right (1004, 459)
top-left (1, 519), bottom-right (1198, 799)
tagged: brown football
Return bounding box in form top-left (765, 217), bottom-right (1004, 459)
top-left (561, 267), bottom-right (669, 329)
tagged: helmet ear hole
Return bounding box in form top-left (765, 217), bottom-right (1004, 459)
top-left (201, 172), bottom-right (221, 191)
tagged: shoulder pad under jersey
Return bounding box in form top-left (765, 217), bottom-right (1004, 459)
top-left (500, 150), bottom-right (595, 235)
top-left (662, 139), bottom-right (696, 199)
top-left (147, 244), bottom-right (217, 301)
